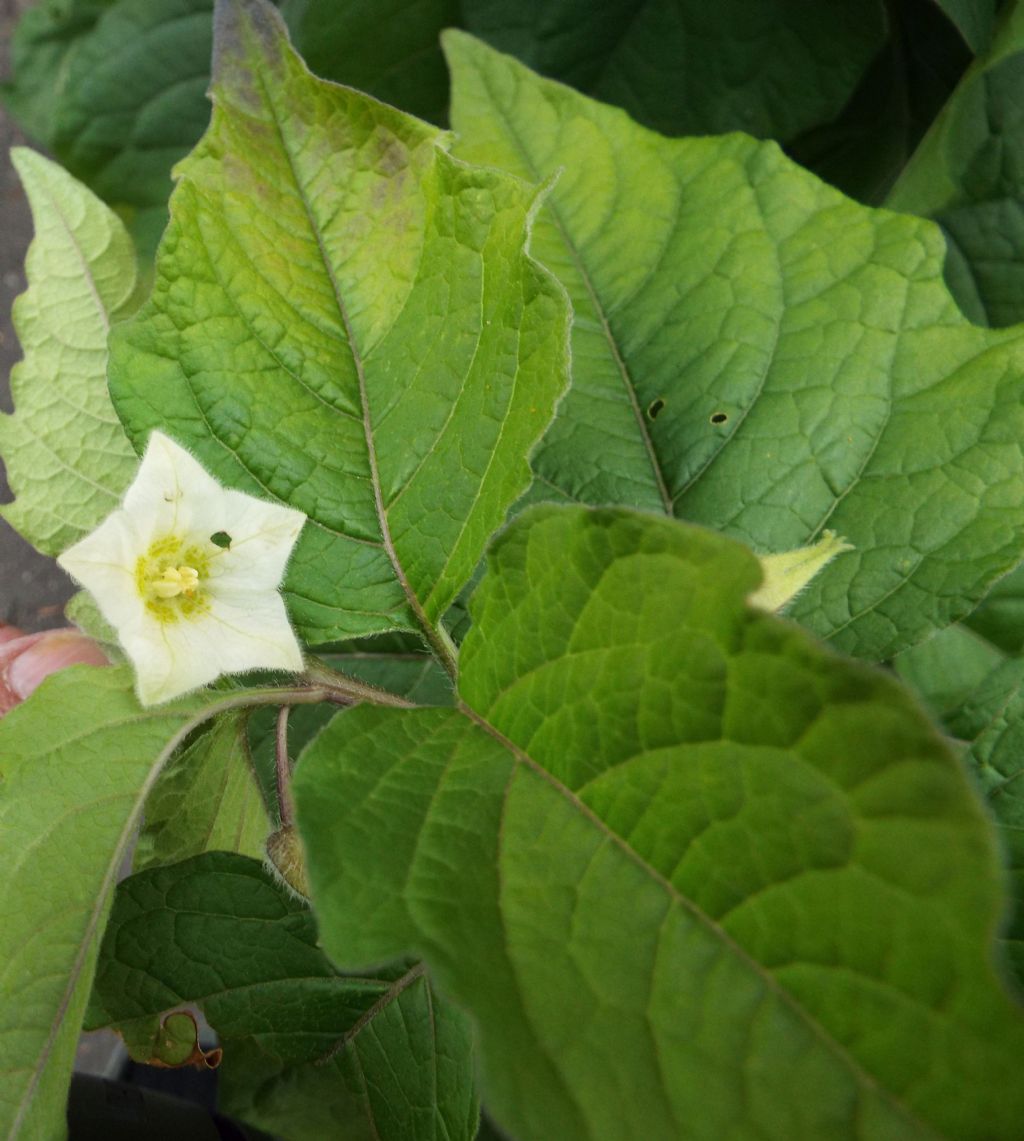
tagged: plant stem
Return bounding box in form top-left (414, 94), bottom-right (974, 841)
top-left (275, 704), bottom-right (293, 827)
top-left (426, 619), bottom-right (459, 681)
top-left (302, 656), bottom-right (418, 708)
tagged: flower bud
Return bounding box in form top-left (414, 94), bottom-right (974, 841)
top-left (266, 824), bottom-right (311, 900)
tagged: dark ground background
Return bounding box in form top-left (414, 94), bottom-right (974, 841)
top-left (1, 0), bottom-right (77, 633)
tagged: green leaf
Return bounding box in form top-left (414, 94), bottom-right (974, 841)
top-left (930, 0), bottom-right (1000, 52)
top-left (947, 657), bottom-right (1024, 984)
top-left (88, 852), bottom-right (479, 1141)
top-left (886, 2), bottom-right (1024, 326)
top-left (964, 563), bottom-right (1024, 652)
top-left (0, 148), bottom-right (139, 558)
top-left (65, 589), bottom-right (124, 660)
top-left (446, 32), bottom-right (1024, 662)
top-left (134, 712), bottom-right (271, 871)
top-left (108, 0), bottom-right (570, 657)
top-left (50, 0), bottom-right (216, 258)
top-left (462, 0), bottom-right (887, 142)
top-left (280, 0), bottom-right (459, 124)
top-left (295, 505), bottom-right (1024, 1141)
top-left (0, 666), bottom-right (230, 1139)
top-left (246, 701), bottom-right (339, 824)
top-left (0, 0), bottom-right (113, 143)
top-left (892, 621), bottom-right (1006, 715)
top-left (785, 0), bottom-right (971, 206)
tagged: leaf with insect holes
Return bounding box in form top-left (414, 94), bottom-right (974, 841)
top-left (295, 504), bottom-right (1024, 1141)
top-left (446, 32), bottom-right (1024, 661)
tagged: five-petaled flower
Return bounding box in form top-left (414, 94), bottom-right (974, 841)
top-left (58, 431), bottom-right (306, 706)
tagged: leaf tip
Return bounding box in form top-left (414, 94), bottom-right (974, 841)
top-left (212, 0), bottom-right (291, 89)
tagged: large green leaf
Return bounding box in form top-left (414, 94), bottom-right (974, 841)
top-left (295, 505), bottom-right (1024, 1141)
top-left (280, 0), bottom-right (459, 124)
top-left (108, 0), bottom-right (570, 660)
top-left (88, 852), bottom-right (479, 1141)
top-left (133, 712), bottom-right (271, 871)
top-left (931, 0), bottom-right (1000, 52)
top-left (49, 0), bottom-right (216, 257)
top-left (964, 562), bottom-right (1024, 651)
top-left (0, 148), bottom-right (139, 558)
top-left (887, 1), bottom-right (1024, 326)
top-left (892, 621), bottom-right (1006, 715)
top-left (0, 666), bottom-right (231, 1139)
top-left (446, 32), bottom-right (1024, 662)
top-left (462, 0), bottom-right (886, 143)
top-left (0, 0), bottom-right (113, 144)
top-left (4, 0), bottom-right (888, 247)
top-left (947, 657), bottom-right (1024, 984)
top-left (786, 0), bottom-right (971, 206)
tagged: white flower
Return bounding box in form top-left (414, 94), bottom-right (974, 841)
top-left (58, 431), bottom-right (306, 705)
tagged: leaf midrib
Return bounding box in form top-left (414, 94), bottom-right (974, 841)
top-left (4, 702), bottom-right (210, 1139)
top-left (251, 64), bottom-right (445, 655)
top-left (455, 697), bottom-right (944, 1141)
top-left (468, 56), bottom-right (673, 515)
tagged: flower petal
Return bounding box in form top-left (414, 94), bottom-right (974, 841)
top-left (57, 508), bottom-right (144, 631)
top-left (123, 431), bottom-right (227, 541)
top-left (202, 489), bottom-right (306, 592)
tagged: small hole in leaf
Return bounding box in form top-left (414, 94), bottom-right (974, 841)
top-left (647, 398), bottom-right (665, 420)
top-left (210, 531), bottom-right (232, 549)
top-left (710, 412), bottom-right (728, 425)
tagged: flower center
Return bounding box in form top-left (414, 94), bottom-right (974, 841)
top-left (151, 565), bottom-right (200, 599)
top-left (135, 536), bottom-right (214, 622)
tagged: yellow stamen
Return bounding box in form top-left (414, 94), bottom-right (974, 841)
top-left (151, 565), bottom-right (200, 599)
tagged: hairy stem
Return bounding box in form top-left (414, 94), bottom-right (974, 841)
top-left (275, 704), bottom-right (293, 827)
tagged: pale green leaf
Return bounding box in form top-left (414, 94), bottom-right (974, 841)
top-left (108, 0), bottom-right (570, 657)
top-left (886, 2), bottom-right (1024, 326)
top-left (0, 666), bottom-right (228, 1139)
top-left (296, 505), bottom-right (1024, 1141)
top-left (88, 852), bottom-right (479, 1141)
top-left (446, 32), bottom-right (1024, 661)
top-left (133, 712), bottom-right (271, 871)
top-left (0, 148), bottom-right (139, 558)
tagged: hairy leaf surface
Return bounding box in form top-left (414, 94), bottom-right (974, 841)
top-left (88, 852), bottom-right (479, 1141)
top-left (1, 149), bottom-right (139, 558)
top-left (447, 32), bottom-right (1024, 661)
top-left (109, 0), bottom-right (570, 653)
top-left (296, 505), bottom-right (1024, 1141)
